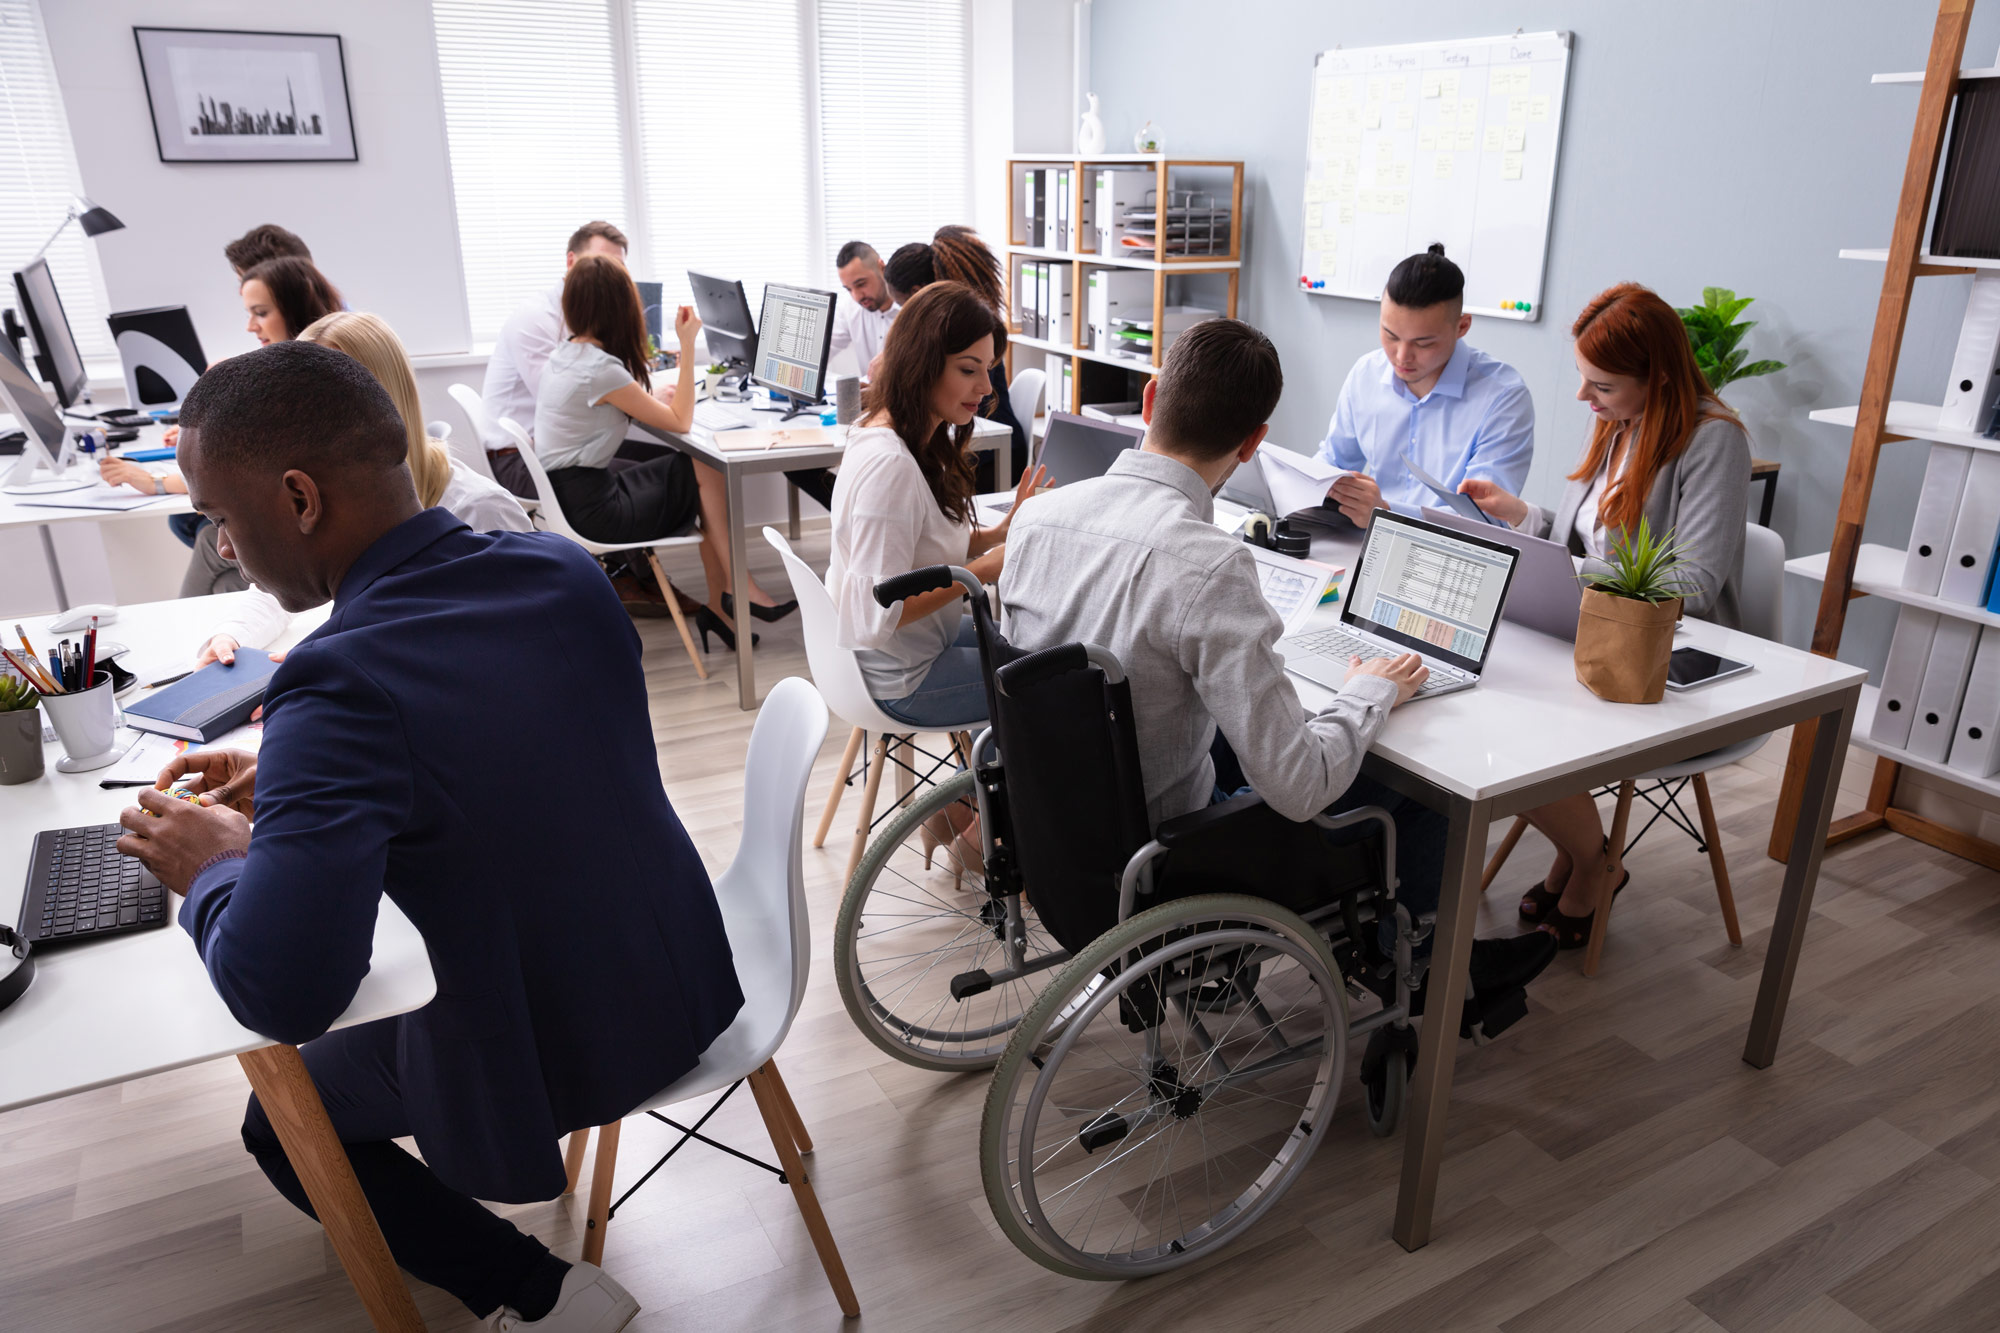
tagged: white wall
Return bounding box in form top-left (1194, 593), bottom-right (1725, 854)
top-left (38, 0), bottom-right (469, 360)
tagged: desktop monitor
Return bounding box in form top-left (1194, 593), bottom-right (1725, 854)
top-left (687, 271), bottom-right (757, 373)
top-left (11, 258), bottom-right (88, 409)
top-left (1034, 411), bottom-right (1144, 487)
top-left (752, 282), bottom-right (837, 419)
top-left (636, 280), bottom-right (664, 344)
top-left (0, 329), bottom-right (79, 490)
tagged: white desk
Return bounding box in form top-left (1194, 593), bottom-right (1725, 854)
top-left (0, 424), bottom-right (189, 609)
top-left (0, 596), bottom-right (438, 1331)
top-left (645, 398), bottom-right (1012, 708)
top-left (1295, 530), bottom-right (1866, 1251)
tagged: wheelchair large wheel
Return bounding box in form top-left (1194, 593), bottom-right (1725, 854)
top-left (835, 770), bottom-right (1068, 1072)
top-left (980, 894), bottom-right (1347, 1279)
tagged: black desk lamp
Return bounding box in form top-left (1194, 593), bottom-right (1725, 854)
top-left (31, 196), bottom-right (123, 263)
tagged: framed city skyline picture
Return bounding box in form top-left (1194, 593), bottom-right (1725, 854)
top-left (133, 27), bottom-right (357, 164)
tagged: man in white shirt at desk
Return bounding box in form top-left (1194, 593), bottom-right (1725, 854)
top-left (1317, 243), bottom-right (1534, 527)
top-left (830, 239), bottom-right (896, 375)
top-left (479, 220), bottom-right (630, 499)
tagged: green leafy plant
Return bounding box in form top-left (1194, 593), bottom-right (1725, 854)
top-left (1677, 287), bottom-right (1786, 391)
top-left (1588, 518), bottom-right (1697, 603)
top-left (0, 675), bottom-right (37, 713)
top-left (706, 362), bottom-right (727, 375)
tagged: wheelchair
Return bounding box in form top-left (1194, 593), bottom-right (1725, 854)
top-left (834, 565), bottom-right (1455, 1277)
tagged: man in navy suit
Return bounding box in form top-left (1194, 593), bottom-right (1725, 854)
top-left (117, 340), bottom-right (741, 1331)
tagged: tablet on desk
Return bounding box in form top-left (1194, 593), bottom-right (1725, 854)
top-left (1664, 647), bottom-right (1752, 691)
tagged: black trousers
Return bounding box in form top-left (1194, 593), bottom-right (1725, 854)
top-left (241, 1018), bottom-right (569, 1318)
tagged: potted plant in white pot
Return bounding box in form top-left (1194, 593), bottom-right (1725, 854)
top-left (1575, 519), bottom-right (1695, 704)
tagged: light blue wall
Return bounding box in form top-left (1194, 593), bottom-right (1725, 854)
top-left (1087, 0), bottom-right (2000, 665)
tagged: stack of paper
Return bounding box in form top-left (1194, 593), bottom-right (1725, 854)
top-left (1255, 449), bottom-right (1348, 516)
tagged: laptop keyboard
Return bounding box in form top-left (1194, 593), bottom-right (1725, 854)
top-left (1288, 628), bottom-right (1468, 696)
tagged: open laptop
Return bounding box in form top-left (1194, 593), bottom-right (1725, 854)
top-left (983, 411), bottom-right (1144, 515)
top-left (1421, 506), bottom-right (1584, 641)
top-left (1277, 509), bottom-right (1519, 701)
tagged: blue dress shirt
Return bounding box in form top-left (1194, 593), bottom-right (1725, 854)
top-left (1314, 341), bottom-right (1535, 514)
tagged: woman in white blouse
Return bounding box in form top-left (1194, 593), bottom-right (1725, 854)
top-left (194, 311), bottom-right (534, 665)
top-left (828, 281), bottom-right (1043, 730)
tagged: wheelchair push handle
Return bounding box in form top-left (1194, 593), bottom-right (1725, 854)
top-left (996, 642), bottom-right (1127, 696)
top-left (873, 564), bottom-right (983, 608)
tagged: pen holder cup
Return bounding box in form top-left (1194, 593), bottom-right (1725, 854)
top-left (42, 671), bottom-right (121, 773)
top-left (835, 375), bottom-right (862, 425)
top-left (0, 705), bottom-right (44, 785)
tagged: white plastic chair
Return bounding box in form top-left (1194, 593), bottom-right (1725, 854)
top-left (565, 677), bottom-right (859, 1317)
top-left (1007, 366), bottom-right (1046, 441)
top-left (763, 526), bottom-right (978, 884)
top-left (439, 382), bottom-right (505, 484)
top-left (496, 416), bottom-right (708, 680)
top-left (1483, 522), bottom-right (1784, 976)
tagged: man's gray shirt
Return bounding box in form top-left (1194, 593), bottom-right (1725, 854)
top-left (999, 449), bottom-right (1399, 829)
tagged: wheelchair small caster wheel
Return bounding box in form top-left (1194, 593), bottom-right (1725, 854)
top-left (1361, 1025), bottom-right (1417, 1138)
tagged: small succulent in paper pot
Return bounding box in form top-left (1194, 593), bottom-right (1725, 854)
top-left (1575, 519), bottom-right (1695, 703)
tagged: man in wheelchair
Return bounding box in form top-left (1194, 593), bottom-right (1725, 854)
top-left (997, 317), bottom-right (1556, 1040)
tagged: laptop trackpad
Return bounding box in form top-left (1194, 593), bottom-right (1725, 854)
top-left (1277, 641), bottom-right (1351, 691)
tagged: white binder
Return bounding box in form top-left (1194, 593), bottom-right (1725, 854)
top-left (1045, 263), bottom-right (1073, 347)
top-left (1908, 615), bottom-right (1981, 762)
top-left (1941, 270), bottom-right (2000, 433)
top-left (1948, 624), bottom-right (2000, 777)
top-left (1903, 444), bottom-right (1973, 595)
top-left (1940, 450), bottom-right (2000, 605)
top-left (1873, 606), bottom-right (1940, 751)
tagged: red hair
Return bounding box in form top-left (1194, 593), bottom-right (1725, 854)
top-left (1569, 282), bottom-right (1739, 535)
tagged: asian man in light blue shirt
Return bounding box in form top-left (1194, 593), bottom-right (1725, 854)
top-left (1316, 244), bottom-right (1535, 527)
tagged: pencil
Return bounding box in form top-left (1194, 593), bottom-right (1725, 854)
top-left (0, 645), bottom-right (55, 696)
top-left (82, 617), bottom-right (97, 691)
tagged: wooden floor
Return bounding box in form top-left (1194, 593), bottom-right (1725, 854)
top-left (8, 526), bottom-right (2000, 1331)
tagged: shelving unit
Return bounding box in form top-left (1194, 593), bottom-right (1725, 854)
top-left (1002, 153), bottom-right (1244, 407)
top-left (1769, 0), bottom-right (1998, 870)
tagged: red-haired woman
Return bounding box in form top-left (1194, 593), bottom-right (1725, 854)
top-left (1459, 282), bottom-right (1751, 947)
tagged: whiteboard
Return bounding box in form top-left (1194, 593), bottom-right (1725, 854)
top-left (1296, 31), bottom-right (1572, 321)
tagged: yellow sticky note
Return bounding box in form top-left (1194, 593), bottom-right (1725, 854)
top-left (1389, 76), bottom-right (1408, 102)
top-left (1305, 230), bottom-right (1323, 253)
top-left (1389, 189), bottom-right (1408, 212)
top-left (1305, 179), bottom-right (1330, 202)
top-left (1437, 103), bottom-right (1456, 126)
top-left (1393, 162), bottom-right (1411, 186)
top-left (1461, 98), bottom-right (1479, 123)
top-left (1311, 134), bottom-right (1332, 157)
top-left (1502, 152), bottom-right (1524, 181)
top-left (1434, 154), bottom-right (1453, 180)
top-left (1505, 125), bottom-right (1526, 152)
top-left (1508, 95), bottom-right (1528, 124)
top-left (1441, 71), bottom-right (1461, 99)
top-left (1422, 75), bottom-right (1440, 98)
top-left (1483, 125), bottom-right (1503, 153)
top-left (1367, 76), bottom-right (1384, 103)
top-left (1394, 107), bottom-right (1414, 131)
top-left (1306, 202), bottom-right (1325, 229)
top-left (1339, 203), bottom-right (1355, 224)
top-left (1456, 127), bottom-right (1475, 151)
top-left (1336, 77), bottom-right (1354, 102)
top-left (1324, 231), bottom-right (1337, 255)
top-left (1418, 127), bottom-right (1438, 151)
top-left (1364, 104), bottom-right (1383, 130)
top-left (1316, 78), bottom-right (1335, 105)
top-left (1530, 94), bottom-right (1551, 123)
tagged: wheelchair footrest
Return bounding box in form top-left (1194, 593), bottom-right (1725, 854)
top-left (1462, 986), bottom-right (1529, 1044)
top-left (950, 969), bottom-right (993, 1001)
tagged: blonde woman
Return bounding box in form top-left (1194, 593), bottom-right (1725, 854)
top-left (193, 312), bottom-right (533, 666)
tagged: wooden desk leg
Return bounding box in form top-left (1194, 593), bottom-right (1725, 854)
top-left (1745, 692), bottom-right (1856, 1069)
top-left (237, 1045), bottom-right (425, 1333)
top-left (1393, 794), bottom-right (1491, 1252)
top-left (725, 466), bottom-right (756, 710)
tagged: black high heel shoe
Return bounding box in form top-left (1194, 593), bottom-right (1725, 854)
top-left (693, 606), bottom-right (759, 653)
top-left (721, 591), bottom-right (799, 624)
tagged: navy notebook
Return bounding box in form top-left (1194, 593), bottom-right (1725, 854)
top-left (122, 650), bottom-right (280, 741)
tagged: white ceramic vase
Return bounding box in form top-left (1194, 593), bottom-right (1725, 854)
top-left (1078, 93), bottom-right (1106, 155)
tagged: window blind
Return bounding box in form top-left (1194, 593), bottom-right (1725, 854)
top-left (629, 0), bottom-right (813, 317)
top-left (817, 0), bottom-right (972, 282)
top-left (0, 0), bottom-right (112, 362)
top-left (433, 0), bottom-right (632, 341)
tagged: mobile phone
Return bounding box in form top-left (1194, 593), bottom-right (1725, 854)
top-left (1663, 646), bottom-right (1753, 691)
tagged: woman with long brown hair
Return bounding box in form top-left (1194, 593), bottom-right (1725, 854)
top-left (1461, 281), bottom-right (1752, 948)
top-left (534, 253), bottom-right (786, 644)
top-left (240, 255), bottom-right (342, 345)
top-left (828, 281), bottom-right (1044, 731)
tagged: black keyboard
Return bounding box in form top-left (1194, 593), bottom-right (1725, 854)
top-left (19, 824), bottom-right (168, 946)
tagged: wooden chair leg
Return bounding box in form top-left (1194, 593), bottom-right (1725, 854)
top-left (1691, 772), bottom-right (1744, 948)
top-left (1585, 780), bottom-right (1637, 978)
top-left (1480, 817), bottom-right (1530, 892)
top-left (748, 1062), bottom-right (858, 1317)
top-left (814, 726), bottom-right (865, 849)
top-left (581, 1119), bottom-right (622, 1267)
top-left (763, 1059), bottom-right (813, 1154)
top-left (891, 733), bottom-right (915, 814)
top-left (562, 1128), bottom-right (592, 1196)
top-left (843, 732), bottom-right (891, 886)
top-left (646, 551), bottom-right (708, 681)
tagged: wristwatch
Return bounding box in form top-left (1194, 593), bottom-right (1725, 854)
top-left (153, 475), bottom-right (165, 496)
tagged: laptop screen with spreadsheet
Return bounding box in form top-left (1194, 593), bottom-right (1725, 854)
top-left (1341, 510), bottom-right (1519, 674)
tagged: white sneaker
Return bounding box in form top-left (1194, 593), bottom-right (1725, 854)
top-left (489, 1261), bottom-right (640, 1332)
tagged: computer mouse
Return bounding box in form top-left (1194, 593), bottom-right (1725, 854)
top-left (46, 604), bottom-right (117, 633)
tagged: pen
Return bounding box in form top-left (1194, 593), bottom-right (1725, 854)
top-left (82, 617), bottom-right (97, 691)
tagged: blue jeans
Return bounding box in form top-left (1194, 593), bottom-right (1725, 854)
top-left (876, 619), bottom-right (987, 728)
top-left (168, 512), bottom-right (207, 549)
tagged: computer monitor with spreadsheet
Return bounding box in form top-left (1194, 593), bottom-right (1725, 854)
top-left (1341, 510), bottom-right (1518, 676)
top-left (752, 282), bottom-right (837, 417)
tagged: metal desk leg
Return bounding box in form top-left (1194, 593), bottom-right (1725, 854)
top-left (727, 467), bottom-right (756, 709)
top-left (1393, 794), bottom-right (1491, 1252)
top-left (1756, 472), bottom-right (1777, 528)
top-left (1745, 689), bottom-right (1857, 1068)
top-left (38, 524), bottom-right (70, 611)
top-left (787, 480), bottom-right (801, 541)
top-left (995, 435), bottom-right (1012, 492)
top-left (237, 1045), bottom-right (425, 1331)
